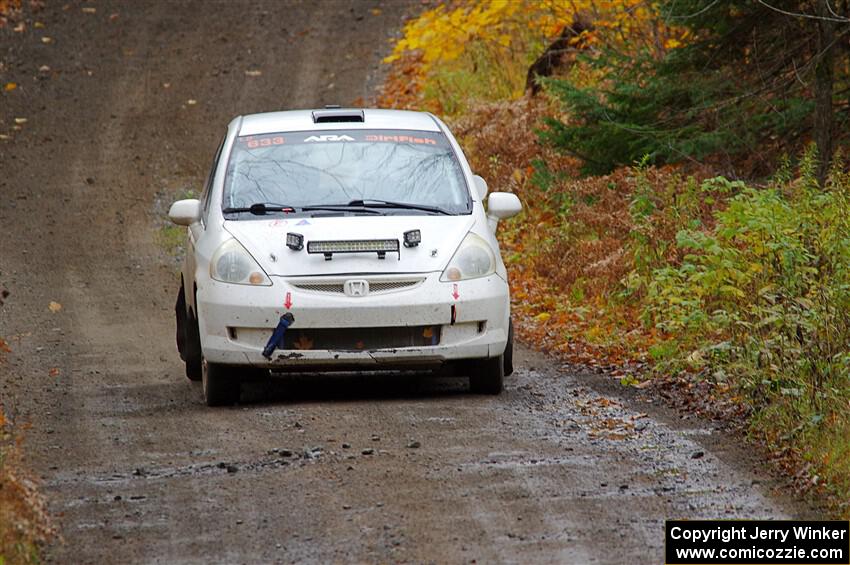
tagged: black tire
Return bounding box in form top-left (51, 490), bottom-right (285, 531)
top-left (176, 284), bottom-right (202, 381)
top-left (470, 355), bottom-right (504, 395)
top-left (202, 360), bottom-right (241, 406)
top-left (504, 318), bottom-right (514, 377)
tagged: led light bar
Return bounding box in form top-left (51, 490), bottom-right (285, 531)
top-left (307, 239), bottom-right (400, 260)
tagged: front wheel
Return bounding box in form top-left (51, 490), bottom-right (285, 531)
top-left (202, 360), bottom-right (241, 406)
top-left (469, 355), bottom-right (504, 395)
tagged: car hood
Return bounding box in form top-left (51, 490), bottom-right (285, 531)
top-left (224, 215), bottom-right (475, 276)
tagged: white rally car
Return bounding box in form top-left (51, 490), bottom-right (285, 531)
top-left (169, 108), bottom-right (521, 405)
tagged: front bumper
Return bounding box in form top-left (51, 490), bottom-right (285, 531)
top-left (196, 272), bottom-right (510, 368)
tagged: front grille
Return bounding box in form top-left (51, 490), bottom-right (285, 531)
top-left (289, 278), bottom-right (422, 295)
top-left (290, 283), bottom-right (345, 294)
top-left (368, 280), bottom-right (420, 292)
top-left (283, 325), bottom-right (440, 350)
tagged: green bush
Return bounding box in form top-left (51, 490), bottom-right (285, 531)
top-left (643, 145), bottom-right (850, 418)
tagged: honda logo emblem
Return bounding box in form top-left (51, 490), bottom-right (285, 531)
top-left (344, 279), bottom-right (369, 297)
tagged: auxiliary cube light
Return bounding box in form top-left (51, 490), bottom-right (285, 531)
top-left (403, 229), bottom-right (421, 248)
top-left (286, 232), bottom-right (304, 251)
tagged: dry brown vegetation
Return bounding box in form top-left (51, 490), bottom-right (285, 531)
top-left (0, 0), bottom-right (21, 27)
top-left (0, 415), bottom-right (54, 564)
top-left (1, 308), bottom-right (53, 561)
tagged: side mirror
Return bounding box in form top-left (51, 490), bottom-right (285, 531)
top-left (168, 199), bottom-right (202, 226)
top-left (473, 174), bottom-right (488, 200)
top-left (486, 192), bottom-right (522, 232)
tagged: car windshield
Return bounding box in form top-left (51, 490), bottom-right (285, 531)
top-left (222, 129), bottom-right (471, 216)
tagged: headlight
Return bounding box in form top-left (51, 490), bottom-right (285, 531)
top-left (440, 232), bottom-right (496, 282)
top-left (209, 239), bottom-right (271, 285)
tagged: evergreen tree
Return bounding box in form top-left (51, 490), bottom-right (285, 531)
top-left (542, 1), bottom-right (848, 180)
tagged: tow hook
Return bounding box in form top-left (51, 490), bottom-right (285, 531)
top-left (262, 312), bottom-right (295, 359)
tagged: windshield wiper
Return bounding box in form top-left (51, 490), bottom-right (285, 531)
top-left (346, 199), bottom-right (454, 216)
top-left (300, 204), bottom-right (382, 215)
top-left (222, 202), bottom-right (381, 216)
top-left (222, 203), bottom-right (295, 215)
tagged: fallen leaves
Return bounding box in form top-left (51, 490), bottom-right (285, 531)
top-left (0, 0), bottom-right (22, 19)
top-left (0, 0), bottom-right (21, 28)
top-left (47, 301), bottom-right (62, 313)
top-left (4, 82), bottom-right (17, 91)
top-left (48, 367), bottom-right (60, 377)
top-left (40, 36), bottom-right (52, 44)
top-left (574, 397), bottom-right (649, 441)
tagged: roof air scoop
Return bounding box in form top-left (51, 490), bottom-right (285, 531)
top-left (311, 108), bottom-right (365, 123)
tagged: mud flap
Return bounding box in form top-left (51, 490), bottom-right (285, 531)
top-left (176, 285), bottom-right (187, 360)
top-left (504, 318), bottom-right (514, 376)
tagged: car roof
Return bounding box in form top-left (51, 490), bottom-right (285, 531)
top-left (238, 108), bottom-right (442, 136)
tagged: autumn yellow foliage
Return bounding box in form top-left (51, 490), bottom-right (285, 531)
top-left (383, 0), bottom-right (685, 113)
top-left (384, 2), bottom-right (523, 68)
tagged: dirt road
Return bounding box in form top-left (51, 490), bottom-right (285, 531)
top-left (0, 1), bottom-right (814, 563)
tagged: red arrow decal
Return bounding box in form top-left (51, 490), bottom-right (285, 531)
top-left (452, 284), bottom-right (459, 300)
top-left (284, 292), bottom-right (292, 309)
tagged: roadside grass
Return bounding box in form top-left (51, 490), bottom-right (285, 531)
top-left (799, 420), bottom-right (850, 514)
top-left (756, 403), bottom-right (850, 516)
top-left (155, 187), bottom-right (196, 260)
top-left (156, 224), bottom-right (186, 257)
